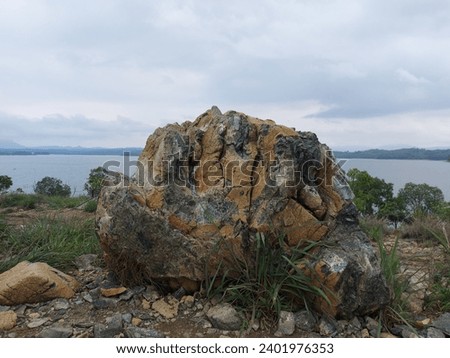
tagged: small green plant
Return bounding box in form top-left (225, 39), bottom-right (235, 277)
top-left (206, 233), bottom-right (330, 328)
top-left (84, 200), bottom-right (98, 213)
top-left (425, 261), bottom-right (450, 312)
top-left (0, 216), bottom-right (100, 272)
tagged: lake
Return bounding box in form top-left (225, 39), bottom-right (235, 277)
top-left (0, 155), bottom-right (449, 200)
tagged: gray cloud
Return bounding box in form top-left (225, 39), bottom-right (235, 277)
top-left (0, 0), bottom-right (449, 148)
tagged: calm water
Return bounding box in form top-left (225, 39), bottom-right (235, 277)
top-left (0, 155), bottom-right (138, 195)
top-left (0, 155), bottom-right (449, 200)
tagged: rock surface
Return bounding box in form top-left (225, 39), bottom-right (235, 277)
top-left (0, 261), bottom-right (79, 305)
top-left (206, 303), bottom-right (242, 331)
top-left (0, 310), bottom-right (17, 330)
top-left (96, 107), bottom-right (389, 318)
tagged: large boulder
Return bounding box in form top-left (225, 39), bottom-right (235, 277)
top-left (96, 107), bottom-right (389, 318)
top-left (0, 261), bottom-right (79, 305)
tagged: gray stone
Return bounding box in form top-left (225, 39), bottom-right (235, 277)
top-left (275, 311), bottom-right (296, 336)
top-left (124, 327), bottom-right (165, 338)
top-left (82, 293), bottom-right (93, 303)
top-left (92, 298), bottom-right (116, 310)
top-left (426, 327), bottom-right (445, 338)
top-left (318, 317), bottom-right (337, 337)
top-left (38, 325), bottom-right (72, 338)
top-left (74, 254), bottom-right (98, 271)
top-left (206, 303), bottom-right (242, 331)
top-left (401, 327), bottom-right (419, 338)
top-left (27, 318), bottom-right (50, 328)
top-left (365, 316), bottom-right (379, 331)
top-left (53, 299), bottom-right (70, 311)
top-left (349, 317), bottom-right (362, 330)
top-left (94, 314), bottom-right (123, 338)
top-left (431, 312), bottom-right (450, 336)
top-left (119, 290), bottom-right (134, 301)
top-left (294, 310), bottom-right (317, 332)
top-left (122, 313), bottom-right (132, 324)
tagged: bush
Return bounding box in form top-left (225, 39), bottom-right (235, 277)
top-left (85, 167), bottom-right (107, 198)
top-left (0, 175), bottom-right (13, 193)
top-left (400, 215), bottom-right (450, 244)
top-left (34, 176), bottom-right (71, 197)
top-left (360, 216), bottom-right (392, 238)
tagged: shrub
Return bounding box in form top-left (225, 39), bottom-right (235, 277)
top-left (0, 175), bottom-right (13, 193)
top-left (34, 177), bottom-right (71, 197)
top-left (85, 167), bottom-right (107, 198)
top-left (400, 215), bottom-right (450, 244)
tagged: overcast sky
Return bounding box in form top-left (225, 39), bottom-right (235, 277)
top-left (0, 0), bottom-right (449, 149)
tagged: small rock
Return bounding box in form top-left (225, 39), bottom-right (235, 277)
top-left (426, 327), bottom-right (445, 338)
top-left (101, 287), bottom-right (127, 297)
top-left (401, 327), bottom-right (419, 338)
top-left (361, 328), bottom-right (370, 338)
top-left (152, 298), bottom-right (179, 319)
top-left (206, 303), bottom-right (242, 331)
top-left (365, 316), bottom-right (379, 331)
top-left (0, 305), bottom-right (9, 312)
top-left (142, 299), bottom-right (151, 310)
top-left (92, 298), bottom-right (115, 310)
top-left (294, 310), bottom-right (317, 332)
top-left (28, 312), bottom-right (41, 319)
top-left (415, 317), bottom-right (431, 328)
top-left (124, 327), bottom-right (165, 338)
top-left (431, 312), bottom-right (450, 336)
top-left (94, 314), bottom-right (123, 338)
top-left (27, 318), bottom-right (50, 328)
top-left (118, 290), bottom-right (134, 301)
top-left (74, 254), bottom-right (98, 271)
top-left (53, 299), bottom-right (70, 311)
top-left (143, 286), bottom-right (160, 302)
top-left (82, 293), bottom-right (93, 303)
top-left (122, 313), bottom-right (132, 324)
top-left (275, 311), bottom-right (296, 336)
top-left (318, 317), bottom-right (337, 337)
top-left (182, 295), bottom-right (195, 308)
top-left (131, 317), bottom-right (142, 326)
top-left (38, 325), bottom-right (73, 338)
top-left (0, 310), bottom-right (17, 330)
top-left (380, 332), bottom-right (398, 338)
top-left (349, 317), bottom-right (362, 331)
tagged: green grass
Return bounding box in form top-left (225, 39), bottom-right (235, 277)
top-left (0, 216), bottom-right (100, 272)
top-left (0, 193), bottom-right (91, 210)
top-left (206, 233), bottom-right (330, 328)
top-left (83, 200), bottom-right (98, 213)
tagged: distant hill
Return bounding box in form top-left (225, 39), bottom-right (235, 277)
top-left (0, 139), bottom-right (25, 149)
top-left (334, 148), bottom-right (450, 161)
top-left (0, 145), bottom-right (143, 156)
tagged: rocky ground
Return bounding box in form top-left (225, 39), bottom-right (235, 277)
top-left (0, 208), bottom-right (449, 338)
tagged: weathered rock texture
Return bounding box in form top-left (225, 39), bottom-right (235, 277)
top-left (96, 107), bottom-right (389, 318)
top-left (0, 261), bottom-right (79, 305)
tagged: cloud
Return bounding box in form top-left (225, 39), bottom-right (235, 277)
top-left (396, 68), bottom-right (431, 85)
top-left (0, 0), bottom-right (449, 148)
top-left (0, 112), bottom-right (154, 147)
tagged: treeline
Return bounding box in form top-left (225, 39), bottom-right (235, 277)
top-left (0, 147), bottom-right (143, 156)
top-left (335, 148), bottom-right (450, 161)
top-left (347, 168), bottom-right (449, 227)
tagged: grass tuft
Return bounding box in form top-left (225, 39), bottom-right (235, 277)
top-left (0, 216), bottom-right (100, 272)
top-left (205, 233), bottom-right (329, 328)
